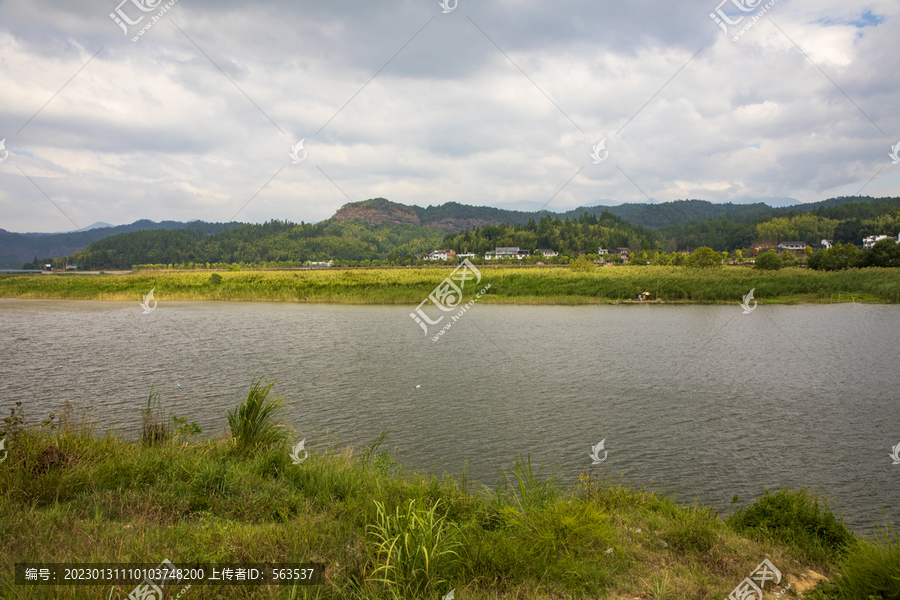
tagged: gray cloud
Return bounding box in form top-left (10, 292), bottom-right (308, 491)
top-left (1, 0), bottom-right (898, 232)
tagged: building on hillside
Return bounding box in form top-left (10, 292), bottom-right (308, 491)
top-left (486, 247), bottom-right (528, 260)
top-left (44, 264), bottom-right (52, 271)
top-left (776, 241), bottom-right (807, 253)
top-left (863, 235), bottom-right (892, 249)
top-left (535, 249), bottom-right (558, 257)
top-left (456, 252), bottom-right (476, 259)
top-left (821, 239), bottom-right (834, 249)
top-left (426, 249), bottom-right (456, 261)
top-left (598, 248), bottom-right (608, 255)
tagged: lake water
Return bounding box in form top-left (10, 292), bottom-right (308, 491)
top-left (1, 298), bottom-right (898, 535)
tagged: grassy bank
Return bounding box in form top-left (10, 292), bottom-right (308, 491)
top-left (1, 265), bottom-right (899, 304)
top-left (1, 388), bottom-right (898, 600)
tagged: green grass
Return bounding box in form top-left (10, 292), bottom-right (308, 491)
top-left (226, 377), bottom-right (289, 451)
top-left (726, 488), bottom-right (856, 563)
top-left (0, 398), bottom-right (897, 599)
top-left (1, 264), bottom-right (899, 304)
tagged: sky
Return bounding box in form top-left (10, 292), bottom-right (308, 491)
top-left (1, 0), bottom-right (899, 232)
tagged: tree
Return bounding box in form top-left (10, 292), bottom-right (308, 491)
top-left (689, 246), bottom-right (723, 268)
top-left (569, 254), bottom-right (596, 272)
top-left (754, 249), bottom-right (782, 270)
top-left (859, 238), bottom-right (900, 268)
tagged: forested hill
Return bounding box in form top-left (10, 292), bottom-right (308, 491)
top-left (14, 196), bottom-right (900, 268)
top-left (0, 219), bottom-right (238, 267)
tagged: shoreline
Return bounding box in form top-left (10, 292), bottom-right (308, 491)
top-left (1, 265), bottom-right (898, 305)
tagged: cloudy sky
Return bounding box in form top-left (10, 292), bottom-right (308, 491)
top-left (1, 0), bottom-right (899, 232)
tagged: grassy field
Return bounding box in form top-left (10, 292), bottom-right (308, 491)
top-left (2, 384), bottom-right (897, 600)
top-left (1, 265), bottom-right (899, 304)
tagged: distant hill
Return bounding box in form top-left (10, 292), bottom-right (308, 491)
top-left (332, 198), bottom-right (542, 232)
top-left (0, 220), bottom-right (238, 266)
top-left (331, 197), bottom-right (810, 232)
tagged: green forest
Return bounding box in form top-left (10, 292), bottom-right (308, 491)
top-left (22, 196), bottom-right (900, 270)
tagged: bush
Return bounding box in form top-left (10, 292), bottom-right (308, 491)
top-left (568, 255), bottom-right (596, 272)
top-left (726, 489), bottom-right (854, 562)
top-left (208, 273), bottom-right (223, 285)
top-left (754, 249), bottom-right (783, 270)
top-left (809, 242), bottom-right (861, 271)
top-left (226, 377), bottom-right (288, 450)
top-left (687, 246), bottom-right (722, 268)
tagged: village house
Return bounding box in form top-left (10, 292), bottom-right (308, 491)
top-left (485, 247), bottom-right (529, 260)
top-left (863, 235), bottom-right (896, 249)
top-left (776, 241), bottom-right (807, 253)
top-left (535, 249), bottom-right (558, 257)
top-left (425, 249), bottom-right (457, 261)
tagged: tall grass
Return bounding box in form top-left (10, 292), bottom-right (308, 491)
top-left (140, 385), bottom-right (169, 446)
top-left (726, 488), bottom-right (855, 563)
top-left (367, 498), bottom-right (461, 598)
top-left (226, 377), bottom-right (288, 450)
top-left (2, 265), bottom-right (898, 304)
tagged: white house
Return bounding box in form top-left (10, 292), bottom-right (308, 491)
top-left (777, 241), bottom-right (807, 252)
top-left (863, 235), bottom-right (891, 249)
top-left (426, 249), bottom-right (457, 261)
top-left (598, 248), bottom-right (608, 255)
top-left (486, 247), bottom-right (527, 260)
top-left (535, 249), bottom-right (558, 257)
top-left (820, 239), bottom-right (833, 249)
top-left (456, 252), bottom-right (476, 259)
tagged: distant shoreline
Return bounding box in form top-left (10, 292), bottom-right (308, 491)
top-left (2, 265), bottom-right (898, 305)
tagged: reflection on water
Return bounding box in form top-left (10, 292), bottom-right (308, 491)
top-left (1, 298), bottom-right (898, 534)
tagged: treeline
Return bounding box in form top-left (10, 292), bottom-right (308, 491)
top-left (61, 220), bottom-right (445, 270)
top-left (654, 198), bottom-right (900, 250)
top-left (442, 211), bottom-right (660, 255)
top-left (33, 197), bottom-right (900, 270)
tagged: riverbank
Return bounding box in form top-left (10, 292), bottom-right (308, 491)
top-left (1, 265), bottom-right (898, 304)
top-left (2, 408), bottom-right (895, 600)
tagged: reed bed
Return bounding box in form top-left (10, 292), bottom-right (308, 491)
top-left (1, 265), bottom-right (898, 305)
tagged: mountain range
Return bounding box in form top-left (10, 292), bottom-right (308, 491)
top-left (0, 196), bottom-right (890, 266)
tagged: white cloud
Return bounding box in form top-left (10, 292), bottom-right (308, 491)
top-left (0, 0), bottom-right (898, 232)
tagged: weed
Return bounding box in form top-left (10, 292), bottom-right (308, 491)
top-left (226, 377), bottom-right (288, 451)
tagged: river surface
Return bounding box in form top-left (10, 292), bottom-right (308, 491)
top-left (1, 298), bottom-right (898, 534)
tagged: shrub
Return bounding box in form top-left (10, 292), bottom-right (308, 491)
top-left (226, 377), bottom-right (288, 450)
top-left (569, 255), bottom-right (596, 272)
top-left (754, 249), bottom-right (783, 270)
top-left (208, 273), bottom-right (223, 285)
top-left (688, 246), bottom-right (723, 268)
top-left (726, 489), bottom-right (854, 562)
